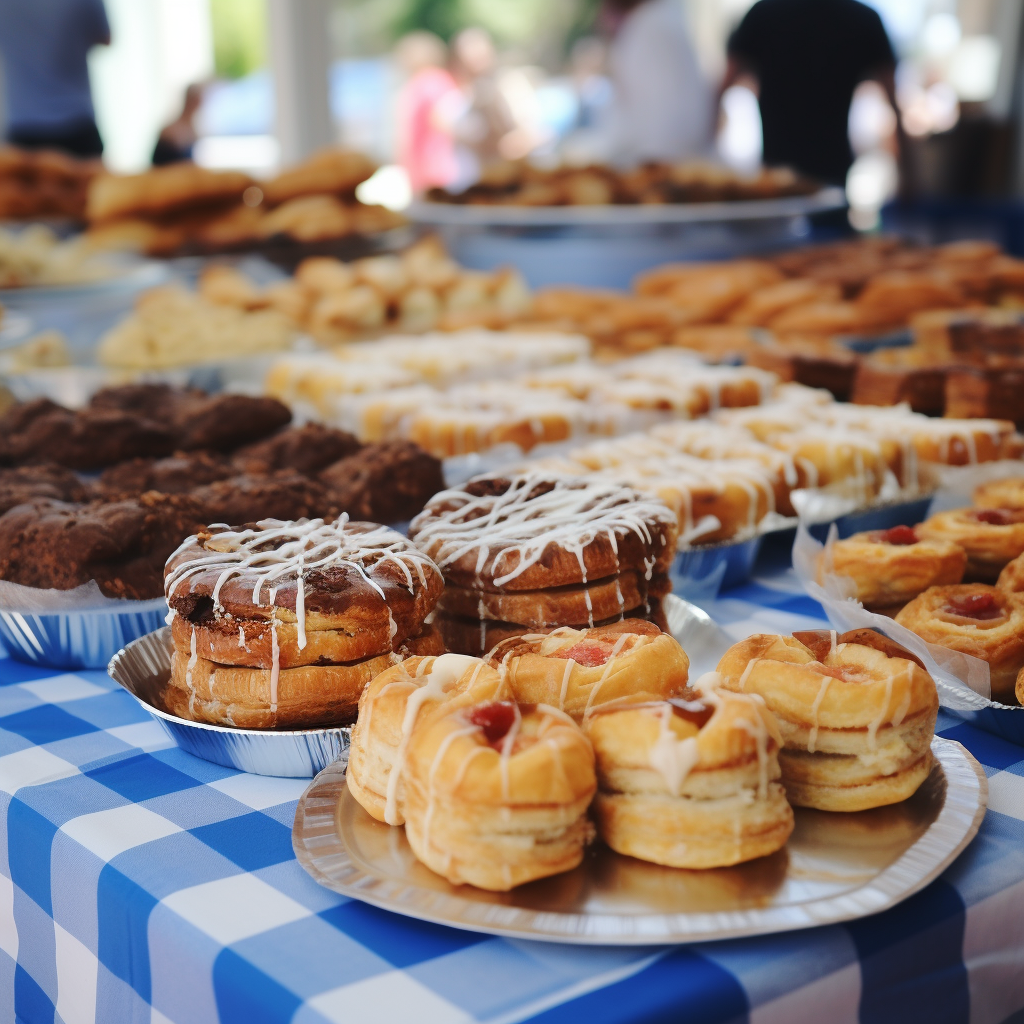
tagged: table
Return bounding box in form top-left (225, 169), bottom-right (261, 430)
top-left (2, 564), bottom-right (1024, 1024)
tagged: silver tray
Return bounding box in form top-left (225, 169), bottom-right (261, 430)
top-left (291, 736), bottom-right (985, 944)
top-left (107, 627), bottom-right (350, 777)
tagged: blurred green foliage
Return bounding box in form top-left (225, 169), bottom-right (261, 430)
top-left (210, 0), bottom-right (268, 79)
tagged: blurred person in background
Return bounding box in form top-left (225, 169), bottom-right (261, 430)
top-left (559, 37), bottom-right (615, 163)
top-left (152, 84), bottom-right (204, 166)
top-left (0, 0), bottom-right (110, 157)
top-left (603, 0), bottom-right (713, 163)
top-left (724, 0), bottom-right (898, 186)
top-left (395, 32), bottom-right (460, 193)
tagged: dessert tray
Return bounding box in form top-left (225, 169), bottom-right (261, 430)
top-left (292, 735), bottom-right (985, 945)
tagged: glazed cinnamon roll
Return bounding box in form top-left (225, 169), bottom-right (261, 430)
top-left (584, 688), bottom-right (793, 868)
top-left (486, 619), bottom-right (690, 722)
top-left (402, 701), bottom-right (596, 890)
top-left (716, 629), bottom-right (938, 811)
top-left (346, 654), bottom-right (509, 825)
top-left (974, 477), bottom-right (1024, 511)
top-left (895, 584), bottom-right (1024, 703)
top-left (820, 525), bottom-right (966, 615)
top-left (917, 507), bottom-right (1024, 582)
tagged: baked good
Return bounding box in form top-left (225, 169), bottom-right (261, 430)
top-left (0, 464), bottom-right (93, 515)
top-left (945, 365), bottom-right (1024, 428)
top-left (974, 477), bottom-right (1024, 511)
top-left (0, 494), bottom-right (207, 599)
top-left (402, 700), bottom-right (596, 890)
top-left (347, 654), bottom-right (510, 825)
top-left (164, 516), bottom-right (445, 728)
top-left (232, 424), bottom-right (362, 476)
top-left (261, 149), bottom-right (376, 205)
top-left (716, 629), bottom-right (938, 810)
top-left (895, 585), bottom-right (1024, 702)
top-left (1016, 665), bottom-right (1024, 705)
top-left (486, 619), bottom-right (689, 721)
top-left (86, 165), bottom-right (253, 222)
top-left (98, 451), bottom-right (234, 496)
top-left (820, 525), bottom-right (967, 614)
top-left (917, 507), bottom-right (1024, 582)
top-left (319, 441), bottom-right (445, 524)
top-left (189, 472), bottom-right (335, 525)
top-left (584, 688), bottom-right (794, 867)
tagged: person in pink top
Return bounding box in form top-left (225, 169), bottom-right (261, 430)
top-left (396, 32), bottom-right (461, 193)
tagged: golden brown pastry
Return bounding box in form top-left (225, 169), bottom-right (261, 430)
top-left (584, 688), bottom-right (793, 868)
top-left (895, 584), bottom-right (1024, 703)
top-left (974, 477), bottom-right (1024, 511)
top-left (820, 524), bottom-right (966, 615)
top-left (486, 620), bottom-right (689, 722)
top-left (917, 507), bottom-right (1024, 582)
top-left (1016, 664), bottom-right (1024, 705)
top-left (403, 701), bottom-right (596, 890)
top-left (717, 629), bottom-right (938, 811)
top-left (346, 654), bottom-right (509, 826)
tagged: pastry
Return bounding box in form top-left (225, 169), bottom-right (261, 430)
top-left (232, 423), bottom-right (362, 476)
top-left (946, 365), bottom-right (1024, 429)
top-left (716, 629), bottom-right (938, 811)
top-left (973, 476), bottom-right (1024, 511)
top-left (487, 619), bottom-right (689, 721)
top-left (917, 507), bottom-right (1024, 581)
top-left (0, 463), bottom-right (93, 515)
top-left (820, 525), bottom-right (966, 614)
top-left (402, 700), bottom-right (596, 890)
top-left (164, 516), bottom-right (444, 727)
top-left (346, 654), bottom-right (509, 825)
top-left (86, 165), bottom-right (252, 222)
top-left (895, 584), bottom-right (1024, 702)
top-left (585, 687), bottom-right (793, 867)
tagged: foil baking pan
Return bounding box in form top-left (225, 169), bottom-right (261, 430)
top-left (292, 736), bottom-right (985, 945)
top-left (670, 536), bottom-right (763, 602)
top-left (0, 600), bottom-right (168, 670)
top-left (107, 627), bottom-right (350, 777)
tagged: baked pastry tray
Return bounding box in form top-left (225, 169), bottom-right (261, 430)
top-left (292, 736), bottom-right (985, 945)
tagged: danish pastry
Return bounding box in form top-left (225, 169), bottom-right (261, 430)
top-left (584, 688), bottom-right (793, 868)
top-left (895, 584), bottom-right (1024, 702)
top-left (716, 630), bottom-right (938, 811)
top-left (973, 477), bottom-right (1024, 511)
top-left (487, 620), bottom-right (689, 721)
top-left (917, 507), bottom-right (1024, 581)
top-left (402, 701), bottom-right (596, 890)
top-left (346, 654), bottom-right (509, 825)
top-left (820, 525), bottom-right (966, 614)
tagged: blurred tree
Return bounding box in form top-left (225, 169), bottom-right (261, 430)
top-left (210, 0), bottom-right (268, 79)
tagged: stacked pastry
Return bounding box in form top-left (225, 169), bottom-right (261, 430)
top-left (408, 474), bottom-right (678, 655)
top-left (716, 629), bottom-right (939, 811)
top-left (163, 515), bottom-right (444, 728)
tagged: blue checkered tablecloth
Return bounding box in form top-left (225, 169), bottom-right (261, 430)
top-left (2, 565), bottom-right (1024, 1024)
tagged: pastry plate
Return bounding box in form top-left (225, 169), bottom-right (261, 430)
top-left (107, 626), bottom-right (350, 777)
top-left (292, 735), bottom-right (985, 945)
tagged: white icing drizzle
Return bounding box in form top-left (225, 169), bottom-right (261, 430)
top-left (807, 675), bottom-right (832, 754)
top-left (423, 724), bottom-right (477, 853)
top-left (891, 663), bottom-right (914, 728)
top-left (582, 633), bottom-right (631, 718)
top-left (269, 617), bottom-right (280, 715)
top-left (648, 704), bottom-right (700, 796)
top-left (737, 657), bottom-right (759, 691)
top-left (186, 627), bottom-right (198, 716)
top-left (498, 703), bottom-right (523, 800)
top-left (829, 630), bottom-right (837, 656)
top-left (866, 673), bottom-right (894, 751)
top-left (558, 658), bottom-right (574, 711)
top-left (295, 568), bottom-right (306, 651)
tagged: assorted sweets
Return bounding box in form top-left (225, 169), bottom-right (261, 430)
top-left (424, 160), bottom-right (816, 207)
top-left (408, 473), bottom-right (678, 655)
top-left (0, 146), bottom-right (98, 221)
top-left (163, 516), bottom-right (444, 728)
top-left (0, 223), bottom-right (116, 288)
top-left (83, 149), bottom-right (404, 257)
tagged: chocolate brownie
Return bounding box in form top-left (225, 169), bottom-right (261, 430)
top-left (89, 383), bottom-right (205, 427)
top-left (98, 450), bottom-right (234, 496)
top-left (191, 472), bottom-right (335, 526)
top-left (232, 423), bottom-right (362, 476)
top-left (0, 464), bottom-right (93, 516)
top-left (320, 441), bottom-right (444, 524)
top-left (0, 493), bottom-right (208, 599)
top-left (5, 405), bottom-right (176, 469)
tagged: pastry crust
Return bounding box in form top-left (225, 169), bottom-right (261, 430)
top-left (165, 625), bottom-right (443, 729)
top-left (1016, 664), bottom-right (1024, 706)
top-left (584, 689), bottom-right (793, 868)
top-left (820, 527), bottom-right (966, 611)
top-left (716, 630), bottom-right (938, 810)
top-left (409, 474), bottom-right (678, 591)
top-left (346, 654), bottom-right (510, 826)
top-left (917, 507), bottom-right (1024, 582)
top-left (974, 477), bottom-right (1024, 511)
top-left (997, 550), bottom-right (1024, 594)
top-left (487, 621), bottom-right (689, 722)
top-left (895, 584), bottom-right (1024, 702)
top-left (403, 703), bottom-right (596, 890)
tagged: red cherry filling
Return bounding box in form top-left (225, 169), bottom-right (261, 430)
top-left (552, 640), bottom-right (616, 667)
top-left (973, 509), bottom-right (1015, 525)
top-left (874, 525), bottom-right (918, 545)
top-left (467, 702), bottom-right (517, 744)
top-left (943, 592), bottom-right (1003, 620)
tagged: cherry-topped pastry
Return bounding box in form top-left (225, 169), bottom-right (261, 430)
top-left (919, 507), bottom-right (1024, 582)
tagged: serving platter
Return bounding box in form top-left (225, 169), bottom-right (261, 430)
top-left (291, 736), bottom-right (985, 945)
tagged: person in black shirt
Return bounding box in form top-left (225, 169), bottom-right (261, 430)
top-left (724, 0), bottom-right (898, 186)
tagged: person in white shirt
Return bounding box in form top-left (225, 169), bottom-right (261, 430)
top-left (605, 0), bottom-right (713, 163)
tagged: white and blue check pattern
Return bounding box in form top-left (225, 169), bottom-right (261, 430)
top-left (2, 559), bottom-right (1024, 1024)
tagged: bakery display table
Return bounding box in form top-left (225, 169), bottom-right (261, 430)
top-left (2, 566), bottom-right (1023, 1024)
